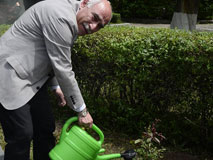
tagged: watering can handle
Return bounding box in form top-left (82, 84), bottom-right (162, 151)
top-left (60, 116), bottom-right (104, 145)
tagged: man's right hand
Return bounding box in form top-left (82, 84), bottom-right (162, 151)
top-left (78, 110), bottom-right (93, 128)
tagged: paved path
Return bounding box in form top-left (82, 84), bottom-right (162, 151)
top-left (110, 23), bottom-right (213, 32)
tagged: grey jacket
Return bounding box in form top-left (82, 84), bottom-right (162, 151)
top-left (0, 0), bottom-right (85, 111)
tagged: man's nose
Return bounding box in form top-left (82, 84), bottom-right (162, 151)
top-left (90, 23), bottom-right (100, 32)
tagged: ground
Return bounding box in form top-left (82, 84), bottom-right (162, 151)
top-left (52, 122), bottom-right (212, 160)
top-left (0, 114), bottom-right (212, 160)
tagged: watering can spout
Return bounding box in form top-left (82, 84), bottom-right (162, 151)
top-left (95, 149), bottom-right (136, 160)
top-left (95, 153), bottom-right (121, 160)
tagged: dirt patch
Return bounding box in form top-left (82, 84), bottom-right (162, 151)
top-left (163, 152), bottom-right (199, 160)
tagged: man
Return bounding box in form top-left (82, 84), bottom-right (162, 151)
top-left (0, 0), bottom-right (112, 159)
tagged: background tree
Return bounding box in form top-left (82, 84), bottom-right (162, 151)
top-left (170, 0), bottom-right (200, 31)
top-left (23, 0), bottom-right (42, 10)
top-left (0, 145), bottom-right (3, 160)
top-left (0, 0), bottom-right (24, 24)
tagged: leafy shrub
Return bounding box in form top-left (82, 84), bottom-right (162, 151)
top-left (111, 13), bottom-right (122, 23)
top-left (198, 0), bottom-right (213, 20)
top-left (72, 26), bottom-right (213, 152)
top-left (110, 0), bottom-right (213, 20)
top-left (0, 24), bottom-right (10, 36)
top-left (134, 119), bottom-right (166, 160)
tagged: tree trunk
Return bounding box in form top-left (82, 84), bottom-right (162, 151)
top-left (170, 0), bottom-right (200, 31)
top-left (0, 145), bottom-right (4, 160)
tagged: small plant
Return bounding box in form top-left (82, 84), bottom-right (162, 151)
top-left (134, 119), bottom-right (166, 160)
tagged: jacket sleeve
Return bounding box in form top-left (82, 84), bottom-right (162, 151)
top-left (42, 17), bottom-right (85, 112)
top-left (48, 76), bottom-right (59, 87)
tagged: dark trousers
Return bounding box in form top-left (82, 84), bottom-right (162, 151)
top-left (0, 84), bottom-right (55, 160)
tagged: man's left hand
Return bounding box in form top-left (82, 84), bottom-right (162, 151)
top-left (53, 87), bottom-right (66, 107)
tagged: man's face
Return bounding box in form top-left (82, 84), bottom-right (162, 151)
top-left (77, 0), bottom-right (112, 36)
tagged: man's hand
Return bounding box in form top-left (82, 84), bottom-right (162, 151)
top-left (78, 110), bottom-right (93, 128)
top-left (53, 88), bottom-right (66, 107)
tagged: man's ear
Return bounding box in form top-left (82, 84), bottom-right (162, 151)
top-left (80, 0), bottom-right (89, 8)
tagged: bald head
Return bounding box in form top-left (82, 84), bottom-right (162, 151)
top-left (77, 0), bottom-right (112, 36)
top-left (93, 0), bottom-right (112, 24)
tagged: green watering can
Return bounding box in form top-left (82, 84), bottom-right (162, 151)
top-left (49, 117), bottom-right (136, 160)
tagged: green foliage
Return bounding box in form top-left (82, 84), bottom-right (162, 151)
top-left (110, 0), bottom-right (213, 20)
top-left (134, 119), bottom-right (166, 160)
top-left (0, 24), bottom-right (212, 153)
top-left (135, 140), bottom-right (166, 160)
top-left (111, 13), bottom-right (122, 23)
top-left (0, 24), bottom-right (10, 36)
top-left (199, 0), bottom-right (213, 20)
top-left (72, 26), bottom-right (213, 152)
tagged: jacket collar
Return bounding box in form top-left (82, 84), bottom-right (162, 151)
top-left (68, 0), bottom-right (81, 13)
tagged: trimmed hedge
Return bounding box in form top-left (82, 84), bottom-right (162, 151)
top-left (111, 13), bottom-right (122, 23)
top-left (0, 24), bottom-right (10, 36)
top-left (72, 26), bottom-right (213, 151)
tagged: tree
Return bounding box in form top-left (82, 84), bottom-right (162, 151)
top-left (23, 0), bottom-right (42, 10)
top-left (0, 0), bottom-right (25, 24)
top-left (170, 0), bottom-right (200, 31)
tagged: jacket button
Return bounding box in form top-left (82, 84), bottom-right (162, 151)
top-left (36, 86), bottom-right (40, 90)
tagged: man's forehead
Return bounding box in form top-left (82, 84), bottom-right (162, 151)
top-left (91, 1), bottom-right (111, 24)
